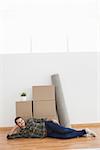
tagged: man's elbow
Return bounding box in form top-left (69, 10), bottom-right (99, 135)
top-left (7, 134), bottom-right (15, 139)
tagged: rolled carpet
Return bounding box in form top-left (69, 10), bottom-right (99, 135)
top-left (51, 74), bottom-right (71, 127)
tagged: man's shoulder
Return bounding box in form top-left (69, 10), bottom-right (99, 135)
top-left (26, 118), bottom-right (34, 123)
top-left (26, 118), bottom-right (47, 124)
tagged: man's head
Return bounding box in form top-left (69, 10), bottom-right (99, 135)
top-left (15, 117), bottom-right (25, 128)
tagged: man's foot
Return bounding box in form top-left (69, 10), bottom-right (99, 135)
top-left (85, 128), bottom-right (96, 137)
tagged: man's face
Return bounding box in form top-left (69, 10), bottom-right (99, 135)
top-left (16, 118), bottom-right (25, 128)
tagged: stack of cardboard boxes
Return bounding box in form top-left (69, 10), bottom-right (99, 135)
top-left (32, 85), bottom-right (58, 120)
top-left (16, 85), bottom-right (58, 121)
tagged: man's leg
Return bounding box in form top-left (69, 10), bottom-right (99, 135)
top-left (45, 121), bottom-right (81, 134)
top-left (47, 130), bottom-right (86, 139)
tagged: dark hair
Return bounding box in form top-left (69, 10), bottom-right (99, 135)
top-left (15, 117), bottom-right (22, 124)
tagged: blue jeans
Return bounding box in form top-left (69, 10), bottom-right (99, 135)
top-left (45, 121), bottom-right (86, 139)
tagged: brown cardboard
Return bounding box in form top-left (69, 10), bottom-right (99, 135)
top-left (33, 100), bottom-right (57, 117)
top-left (32, 85), bottom-right (59, 122)
top-left (32, 85), bottom-right (55, 101)
top-left (16, 101), bottom-right (33, 120)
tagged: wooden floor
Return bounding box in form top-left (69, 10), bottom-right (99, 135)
top-left (0, 124), bottom-right (100, 150)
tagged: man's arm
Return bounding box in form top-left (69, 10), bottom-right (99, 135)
top-left (7, 125), bottom-right (19, 135)
top-left (28, 117), bottom-right (59, 124)
top-left (33, 118), bottom-right (59, 124)
top-left (7, 125), bottom-right (23, 139)
top-left (28, 118), bottom-right (47, 123)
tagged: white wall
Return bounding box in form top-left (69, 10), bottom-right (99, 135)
top-left (0, 52), bottom-right (98, 127)
top-left (0, 0), bottom-right (97, 53)
top-left (97, 53), bottom-right (100, 121)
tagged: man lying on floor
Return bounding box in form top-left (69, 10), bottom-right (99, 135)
top-left (7, 117), bottom-right (96, 139)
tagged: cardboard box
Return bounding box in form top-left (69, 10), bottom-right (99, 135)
top-left (16, 101), bottom-right (33, 120)
top-left (32, 85), bottom-right (55, 101)
top-left (32, 85), bottom-right (59, 122)
top-left (33, 100), bottom-right (57, 117)
top-left (33, 100), bottom-right (58, 122)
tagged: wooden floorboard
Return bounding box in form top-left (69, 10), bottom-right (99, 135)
top-left (0, 124), bottom-right (100, 150)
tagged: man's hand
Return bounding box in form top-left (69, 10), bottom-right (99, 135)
top-left (52, 119), bottom-right (59, 124)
